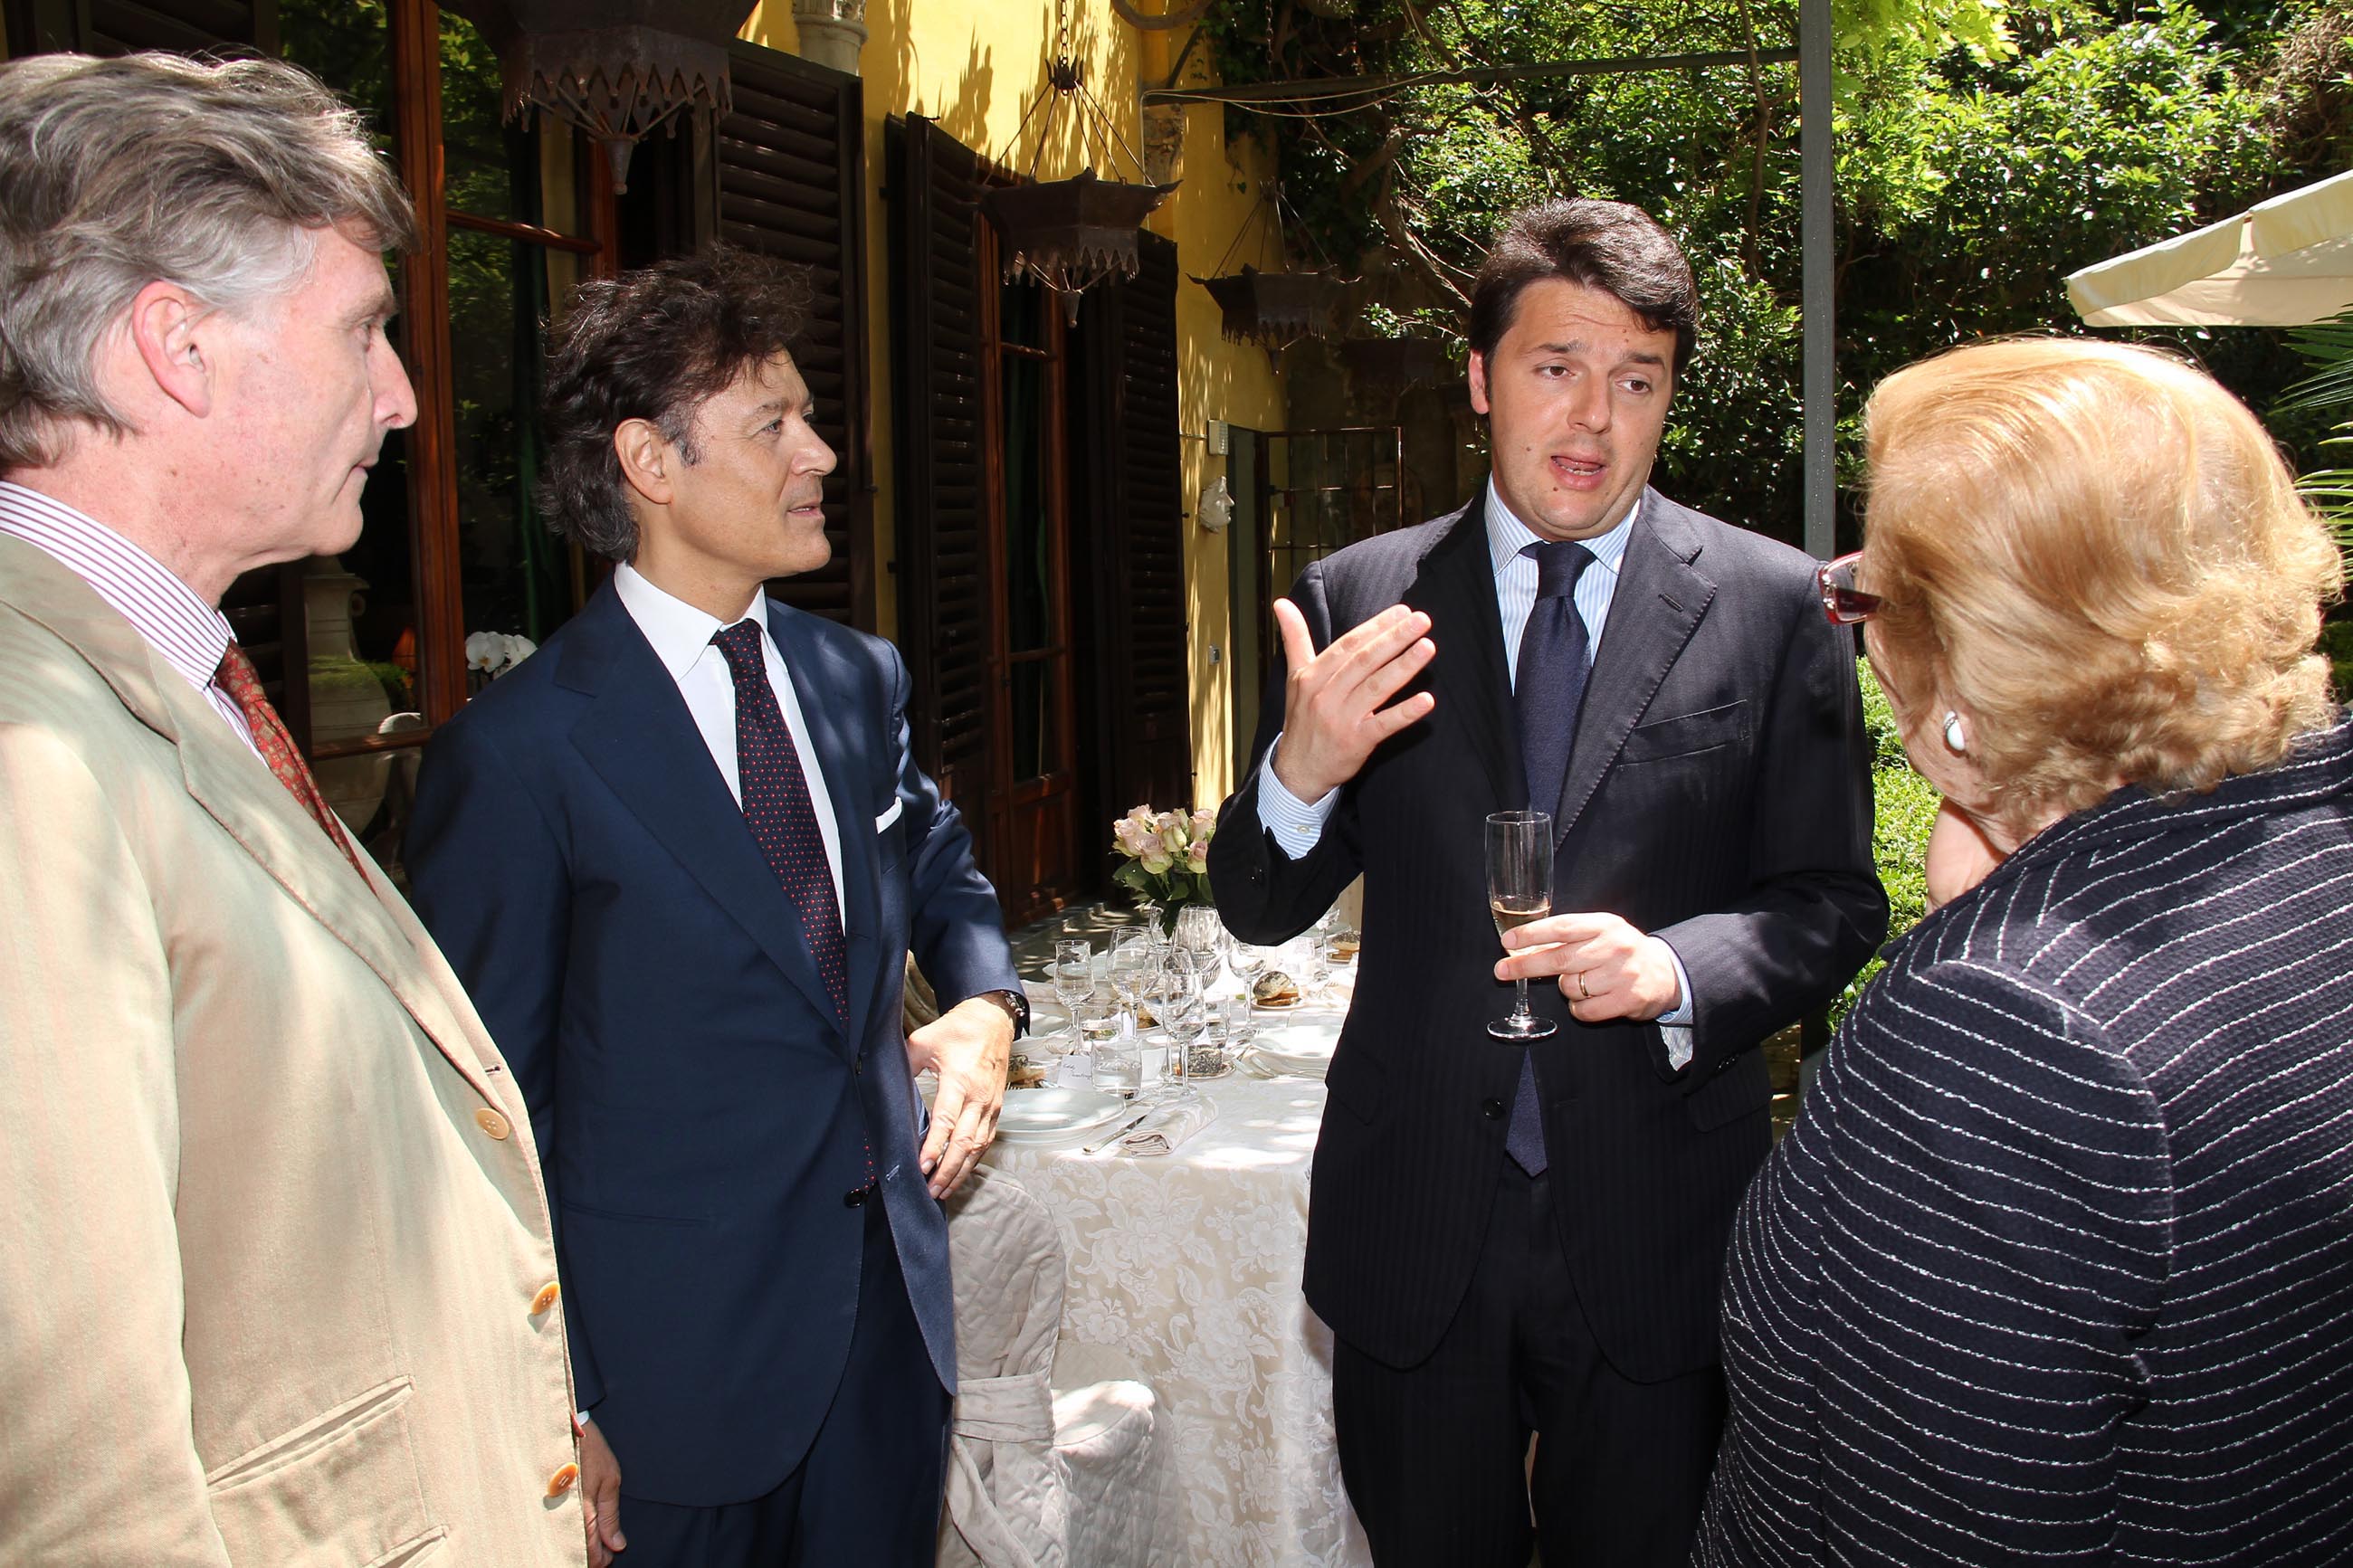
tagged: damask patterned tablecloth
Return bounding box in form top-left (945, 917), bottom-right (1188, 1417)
top-left (984, 1069), bottom-right (1374, 1566)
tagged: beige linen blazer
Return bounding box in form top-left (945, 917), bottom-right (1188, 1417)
top-left (0, 536), bottom-right (586, 1567)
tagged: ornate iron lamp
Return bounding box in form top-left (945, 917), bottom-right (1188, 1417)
top-left (1192, 180), bottom-right (1353, 351)
top-left (980, 46), bottom-right (1176, 323)
top-left (442, 0), bottom-right (761, 193)
top-left (983, 166), bottom-right (1176, 324)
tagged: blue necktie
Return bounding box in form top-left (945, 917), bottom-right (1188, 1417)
top-left (713, 620), bottom-right (848, 1022)
top-left (1506, 540), bottom-right (1596, 1177)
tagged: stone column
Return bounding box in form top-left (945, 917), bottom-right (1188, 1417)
top-left (793, 0), bottom-right (868, 76)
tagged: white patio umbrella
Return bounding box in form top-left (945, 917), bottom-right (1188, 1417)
top-left (2066, 167), bottom-right (2353, 328)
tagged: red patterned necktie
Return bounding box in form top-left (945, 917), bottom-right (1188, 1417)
top-left (712, 620), bottom-right (848, 1022)
top-left (214, 643), bottom-right (365, 875)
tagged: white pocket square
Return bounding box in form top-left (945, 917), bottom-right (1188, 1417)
top-left (874, 797), bottom-right (904, 832)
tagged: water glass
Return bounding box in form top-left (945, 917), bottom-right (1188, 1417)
top-left (1091, 1012), bottom-right (1142, 1098)
top-left (1051, 938), bottom-right (1092, 1053)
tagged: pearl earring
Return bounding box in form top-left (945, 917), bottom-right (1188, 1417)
top-left (1942, 711), bottom-right (1967, 754)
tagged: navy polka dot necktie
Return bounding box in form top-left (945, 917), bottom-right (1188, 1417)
top-left (712, 619), bottom-right (848, 1022)
top-left (1506, 539), bottom-right (1596, 1178)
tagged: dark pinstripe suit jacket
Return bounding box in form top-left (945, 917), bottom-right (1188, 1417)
top-left (1208, 489), bottom-right (1885, 1379)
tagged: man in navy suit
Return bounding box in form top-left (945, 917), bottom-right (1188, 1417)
top-left (1209, 200), bottom-right (1882, 1564)
top-left (407, 251), bottom-right (1024, 1568)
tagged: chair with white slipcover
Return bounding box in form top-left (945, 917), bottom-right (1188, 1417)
top-left (937, 1166), bottom-right (1176, 1568)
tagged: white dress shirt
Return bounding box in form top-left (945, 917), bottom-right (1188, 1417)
top-left (0, 480), bottom-right (260, 757)
top-left (1257, 482), bottom-right (1698, 1053)
top-left (612, 561), bottom-right (843, 927)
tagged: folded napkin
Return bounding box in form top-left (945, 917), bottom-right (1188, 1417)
top-left (1108, 1090), bottom-right (1217, 1156)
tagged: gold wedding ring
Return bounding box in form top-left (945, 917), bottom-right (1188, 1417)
top-left (1576, 972), bottom-right (1592, 1001)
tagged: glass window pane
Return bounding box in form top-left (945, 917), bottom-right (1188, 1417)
top-left (280, 0), bottom-right (395, 151)
top-left (1000, 278), bottom-right (1046, 351)
top-left (1010, 661), bottom-right (1053, 785)
top-left (279, 0), bottom-right (425, 876)
top-left (439, 11), bottom-right (538, 223)
top-left (1000, 348), bottom-right (1051, 655)
top-left (449, 228), bottom-right (576, 650)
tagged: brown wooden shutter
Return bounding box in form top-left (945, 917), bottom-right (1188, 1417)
top-left (6, 0), bottom-right (274, 55)
top-left (888, 114), bottom-right (993, 858)
top-left (1078, 232), bottom-right (1193, 816)
top-left (718, 42), bottom-right (871, 630)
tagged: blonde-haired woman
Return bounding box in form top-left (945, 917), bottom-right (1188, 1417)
top-left (1694, 337), bottom-right (2353, 1565)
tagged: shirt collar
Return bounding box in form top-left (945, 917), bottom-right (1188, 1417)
top-left (613, 562), bottom-right (767, 681)
top-left (1484, 478), bottom-right (1640, 581)
top-left (0, 479), bottom-right (233, 694)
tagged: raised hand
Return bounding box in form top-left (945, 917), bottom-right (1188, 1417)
top-left (1269, 599), bottom-right (1438, 803)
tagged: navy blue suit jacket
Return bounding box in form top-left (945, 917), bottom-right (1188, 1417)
top-left (406, 581), bottom-right (1016, 1506)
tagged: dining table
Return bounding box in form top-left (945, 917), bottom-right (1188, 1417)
top-left (981, 957), bottom-right (1374, 1567)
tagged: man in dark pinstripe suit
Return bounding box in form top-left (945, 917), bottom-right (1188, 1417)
top-left (1208, 199), bottom-right (1884, 1566)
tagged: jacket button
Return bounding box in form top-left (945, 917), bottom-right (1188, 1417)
top-left (843, 1186), bottom-right (867, 1208)
top-left (530, 1281), bottom-right (560, 1316)
top-left (1481, 1098), bottom-right (1505, 1120)
top-left (474, 1107), bottom-right (511, 1140)
top-left (546, 1462), bottom-right (579, 1498)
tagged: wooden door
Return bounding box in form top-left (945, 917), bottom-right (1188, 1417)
top-left (977, 239), bottom-right (1080, 924)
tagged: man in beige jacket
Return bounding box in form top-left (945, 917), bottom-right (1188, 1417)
top-left (0, 52), bottom-right (586, 1565)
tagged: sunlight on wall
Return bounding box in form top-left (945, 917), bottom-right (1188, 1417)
top-left (741, 0), bottom-right (1287, 808)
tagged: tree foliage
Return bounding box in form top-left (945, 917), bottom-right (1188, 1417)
top-left (1198, 0), bottom-right (2315, 544)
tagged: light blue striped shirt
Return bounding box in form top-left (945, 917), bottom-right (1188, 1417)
top-left (1256, 481), bottom-right (1696, 1042)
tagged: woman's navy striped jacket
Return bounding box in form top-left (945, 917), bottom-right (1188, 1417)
top-left (1697, 715), bottom-right (2353, 1566)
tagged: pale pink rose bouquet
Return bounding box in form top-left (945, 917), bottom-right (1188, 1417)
top-left (1110, 804), bottom-right (1217, 936)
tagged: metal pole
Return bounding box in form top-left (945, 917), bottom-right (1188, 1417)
top-left (1799, 0), bottom-right (1834, 560)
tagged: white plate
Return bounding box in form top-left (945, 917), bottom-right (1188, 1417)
top-left (1243, 1009), bottom-right (1343, 1077)
top-left (995, 1085), bottom-right (1130, 1143)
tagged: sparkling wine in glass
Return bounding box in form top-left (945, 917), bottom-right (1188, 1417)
top-left (1487, 810), bottom-right (1558, 1041)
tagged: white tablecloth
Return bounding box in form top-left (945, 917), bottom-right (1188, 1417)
top-left (984, 1060), bottom-right (1372, 1565)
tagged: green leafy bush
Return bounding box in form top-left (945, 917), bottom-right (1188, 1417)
top-left (1832, 660), bottom-right (1941, 1028)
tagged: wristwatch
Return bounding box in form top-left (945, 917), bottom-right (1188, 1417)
top-left (971, 987), bottom-right (1030, 1039)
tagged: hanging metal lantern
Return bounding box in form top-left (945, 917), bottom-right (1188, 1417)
top-left (441, 0), bottom-right (761, 193)
top-left (1196, 264), bottom-right (1352, 349)
top-left (979, 42), bottom-right (1176, 324)
top-left (981, 168), bottom-right (1176, 324)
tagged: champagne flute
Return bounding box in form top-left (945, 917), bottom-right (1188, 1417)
top-left (1487, 809), bottom-right (1558, 1041)
top-left (1052, 938), bottom-right (1092, 1056)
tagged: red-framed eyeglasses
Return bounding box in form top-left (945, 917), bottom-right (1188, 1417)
top-left (1816, 552), bottom-right (1881, 626)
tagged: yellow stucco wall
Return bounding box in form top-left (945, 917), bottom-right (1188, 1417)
top-left (741, 0), bottom-right (1286, 812)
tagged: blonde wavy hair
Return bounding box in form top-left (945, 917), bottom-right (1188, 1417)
top-left (1860, 337), bottom-right (2342, 841)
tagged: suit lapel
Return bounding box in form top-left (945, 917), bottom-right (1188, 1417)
top-left (171, 700), bottom-right (510, 1104)
top-left (562, 587), bottom-right (847, 1038)
top-left (0, 538), bottom-right (510, 1106)
top-left (1404, 499), bottom-right (1519, 811)
top-left (1552, 491), bottom-right (1714, 845)
top-left (767, 600), bottom-right (883, 1055)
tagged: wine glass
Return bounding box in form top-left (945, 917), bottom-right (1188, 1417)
top-left (1487, 810), bottom-right (1558, 1041)
top-left (1051, 938), bottom-right (1092, 1055)
top-left (1155, 952), bottom-right (1208, 1083)
top-left (1228, 935), bottom-right (1271, 993)
top-left (1109, 930), bottom-right (1157, 1025)
top-left (1172, 906), bottom-right (1225, 993)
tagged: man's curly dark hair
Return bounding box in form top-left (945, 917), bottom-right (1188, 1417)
top-left (538, 246), bottom-right (814, 562)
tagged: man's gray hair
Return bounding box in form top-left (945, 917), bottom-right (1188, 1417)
top-left (0, 52), bottom-right (418, 470)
